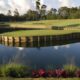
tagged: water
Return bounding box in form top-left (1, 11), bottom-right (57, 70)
top-left (0, 40), bottom-right (80, 69)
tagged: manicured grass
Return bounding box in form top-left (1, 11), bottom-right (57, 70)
top-left (0, 78), bottom-right (80, 80)
top-left (0, 19), bottom-right (80, 29)
top-left (10, 19), bottom-right (80, 27)
top-left (1, 30), bottom-right (80, 37)
top-left (0, 19), bottom-right (80, 37)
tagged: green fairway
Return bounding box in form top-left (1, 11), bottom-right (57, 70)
top-left (10, 19), bottom-right (80, 28)
top-left (0, 19), bottom-right (80, 29)
top-left (0, 19), bottom-right (80, 37)
top-left (1, 30), bottom-right (80, 37)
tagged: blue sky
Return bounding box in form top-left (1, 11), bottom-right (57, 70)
top-left (0, 0), bottom-right (80, 15)
top-left (72, 0), bottom-right (80, 7)
top-left (44, 0), bottom-right (80, 9)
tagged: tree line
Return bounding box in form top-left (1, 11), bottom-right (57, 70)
top-left (0, 0), bottom-right (80, 22)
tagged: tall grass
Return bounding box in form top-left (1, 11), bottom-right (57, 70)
top-left (0, 64), bottom-right (31, 78)
top-left (0, 63), bottom-right (80, 78)
top-left (63, 64), bottom-right (78, 77)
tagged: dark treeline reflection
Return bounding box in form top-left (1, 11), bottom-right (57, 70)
top-left (0, 38), bottom-right (80, 48)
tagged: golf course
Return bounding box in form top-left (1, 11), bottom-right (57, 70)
top-left (0, 19), bottom-right (80, 37)
top-left (0, 0), bottom-right (80, 80)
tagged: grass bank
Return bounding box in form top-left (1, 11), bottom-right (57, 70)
top-left (0, 78), bottom-right (80, 80)
top-left (1, 30), bottom-right (80, 37)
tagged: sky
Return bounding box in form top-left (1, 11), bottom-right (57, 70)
top-left (0, 0), bottom-right (80, 15)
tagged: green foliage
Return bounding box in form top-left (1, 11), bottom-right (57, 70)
top-left (58, 7), bottom-right (70, 19)
top-left (0, 0), bottom-right (80, 22)
top-left (0, 64), bottom-right (80, 78)
top-left (1, 64), bottom-right (31, 78)
top-left (40, 5), bottom-right (47, 19)
top-left (26, 10), bottom-right (39, 21)
top-left (0, 6), bottom-right (80, 21)
top-left (0, 67), bottom-right (2, 77)
top-left (63, 64), bottom-right (78, 76)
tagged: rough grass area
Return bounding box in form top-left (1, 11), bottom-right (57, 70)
top-left (1, 30), bottom-right (80, 37)
top-left (0, 78), bottom-right (80, 80)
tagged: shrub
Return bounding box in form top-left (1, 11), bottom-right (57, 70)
top-left (38, 69), bottom-right (46, 77)
top-left (0, 64), bottom-right (79, 78)
top-left (47, 70), bottom-right (56, 77)
top-left (0, 67), bottom-right (2, 77)
top-left (1, 64), bottom-right (31, 78)
top-left (75, 70), bottom-right (80, 77)
top-left (32, 69), bottom-right (46, 77)
top-left (32, 70), bottom-right (39, 78)
top-left (63, 64), bottom-right (78, 77)
top-left (32, 69), bottom-right (67, 78)
top-left (55, 69), bottom-right (67, 77)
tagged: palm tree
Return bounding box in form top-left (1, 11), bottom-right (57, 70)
top-left (36, 0), bottom-right (40, 14)
top-left (50, 8), bottom-right (57, 14)
top-left (14, 8), bottom-right (19, 17)
top-left (7, 10), bottom-right (12, 16)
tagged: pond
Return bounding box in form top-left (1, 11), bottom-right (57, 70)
top-left (0, 39), bottom-right (80, 70)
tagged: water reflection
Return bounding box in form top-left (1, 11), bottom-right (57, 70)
top-left (0, 38), bottom-right (80, 48)
top-left (0, 38), bottom-right (80, 69)
top-left (54, 45), bottom-right (70, 50)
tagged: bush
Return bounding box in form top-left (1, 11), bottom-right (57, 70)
top-left (1, 64), bottom-right (31, 78)
top-left (63, 64), bottom-right (78, 77)
top-left (32, 70), bottom-right (39, 78)
top-left (32, 69), bottom-right (46, 77)
top-left (38, 69), bottom-right (46, 77)
top-left (75, 70), bottom-right (80, 77)
top-left (0, 67), bottom-right (2, 77)
top-left (55, 69), bottom-right (67, 78)
top-left (32, 69), bottom-right (67, 78)
top-left (47, 70), bottom-right (56, 77)
top-left (0, 64), bottom-right (80, 78)
top-left (47, 69), bottom-right (67, 78)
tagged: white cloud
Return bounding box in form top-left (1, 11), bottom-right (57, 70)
top-left (16, 47), bottom-right (24, 51)
top-left (0, 0), bottom-right (78, 15)
top-left (0, 0), bottom-right (35, 15)
top-left (59, 0), bottom-right (71, 7)
top-left (54, 46), bottom-right (59, 50)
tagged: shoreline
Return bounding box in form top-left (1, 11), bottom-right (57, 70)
top-left (0, 32), bottom-right (80, 43)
